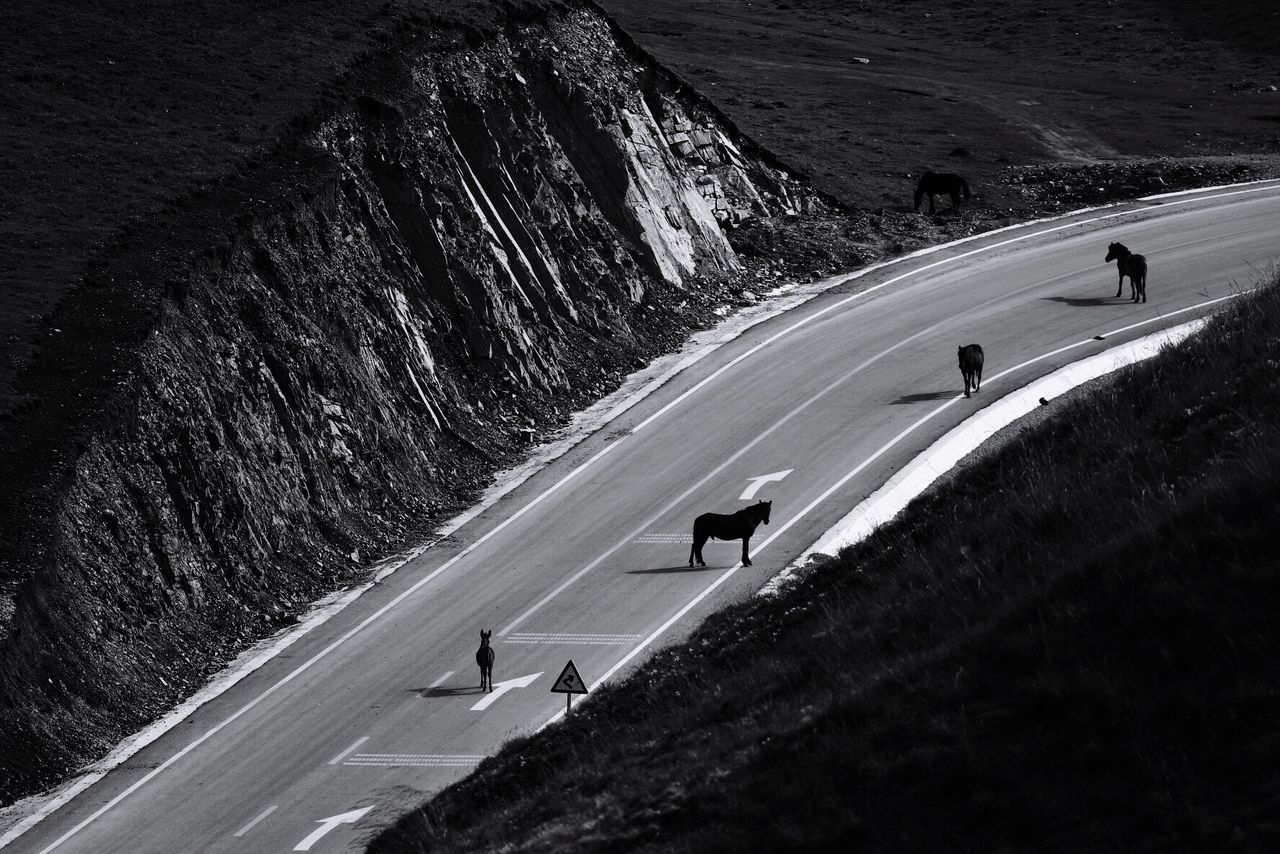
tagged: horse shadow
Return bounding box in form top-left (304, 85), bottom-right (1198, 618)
top-left (892, 390), bottom-right (955, 404)
top-left (413, 685), bottom-right (484, 699)
top-left (627, 564), bottom-right (723, 575)
top-left (1042, 295), bottom-right (1121, 308)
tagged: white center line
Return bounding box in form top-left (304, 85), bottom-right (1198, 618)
top-left (232, 805), bottom-right (277, 838)
top-left (427, 671), bottom-right (454, 689)
top-left (326, 737), bottom-right (369, 767)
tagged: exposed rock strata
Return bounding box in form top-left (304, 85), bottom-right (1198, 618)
top-left (0, 5), bottom-right (820, 801)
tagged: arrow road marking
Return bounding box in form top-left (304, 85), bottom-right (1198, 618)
top-left (293, 806), bottom-right (374, 851)
top-left (471, 672), bottom-right (543, 711)
top-left (740, 469), bottom-right (792, 500)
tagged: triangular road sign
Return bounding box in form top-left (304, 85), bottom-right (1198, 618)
top-left (550, 659), bottom-right (588, 694)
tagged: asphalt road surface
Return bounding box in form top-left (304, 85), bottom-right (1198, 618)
top-left (9, 181), bottom-right (1280, 853)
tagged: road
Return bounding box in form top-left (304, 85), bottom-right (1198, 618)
top-left (9, 182), bottom-right (1280, 853)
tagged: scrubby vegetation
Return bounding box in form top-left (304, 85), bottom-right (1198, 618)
top-left (371, 270), bottom-right (1280, 852)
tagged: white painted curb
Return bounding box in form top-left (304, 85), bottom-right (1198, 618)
top-left (760, 315), bottom-right (1212, 596)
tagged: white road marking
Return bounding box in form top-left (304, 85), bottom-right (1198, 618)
top-left (621, 183), bottom-right (1280, 441)
top-left (427, 671), bottom-right (454, 689)
top-left (326, 737), bottom-right (369, 767)
top-left (632, 533), bottom-right (688, 543)
top-left (293, 806), bottom-right (373, 851)
top-left (506, 633), bottom-right (642, 645)
top-left (539, 291), bottom-right (1245, 730)
top-left (15, 183), bottom-right (1276, 853)
top-left (470, 672), bottom-right (543, 711)
top-left (232, 805), bottom-right (277, 838)
top-left (342, 754), bottom-right (482, 768)
top-left (499, 317), bottom-right (953, 637)
top-left (740, 470), bottom-right (792, 500)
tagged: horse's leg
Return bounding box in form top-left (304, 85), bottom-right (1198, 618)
top-left (975, 364), bottom-right (982, 392)
top-left (963, 370), bottom-right (971, 398)
top-left (741, 536), bottom-right (752, 567)
top-left (1115, 270), bottom-right (1123, 299)
top-left (950, 189), bottom-right (960, 209)
top-left (929, 194), bottom-right (937, 215)
top-left (693, 535), bottom-right (707, 567)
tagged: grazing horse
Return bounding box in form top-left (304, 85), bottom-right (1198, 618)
top-left (958, 344), bottom-right (984, 398)
top-left (689, 500), bottom-right (772, 567)
top-left (476, 630), bottom-right (495, 692)
top-left (1105, 241), bottom-right (1147, 303)
top-left (914, 171), bottom-right (971, 214)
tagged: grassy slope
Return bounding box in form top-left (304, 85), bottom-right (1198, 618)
top-left (598, 0), bottom-right (1280, 211)
top-left (372, 275), bottom-right (1280, 852)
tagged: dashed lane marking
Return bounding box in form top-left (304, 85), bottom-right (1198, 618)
top-left (343, 754), bottom-right (483, 768)
top-left (506, 633), bottom-right (642, 645)
top-left (633, 533), bottom-right (688, 544)
top-left (233, 805), bottom-right (277, 838)
top-left (326, 736), bottom-right (369, 766)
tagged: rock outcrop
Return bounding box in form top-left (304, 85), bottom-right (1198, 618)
top-left (0, 3), bottom-right (821, 801)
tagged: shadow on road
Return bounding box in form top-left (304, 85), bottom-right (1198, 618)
top-left (892, 390), bottom-right (956, 404)
top-left (414, 685), bottom-right (483, 698)
top-left (627, 565), bottom-right (723, 575)
top-left (1043, 295), bottom-right (1121, 307)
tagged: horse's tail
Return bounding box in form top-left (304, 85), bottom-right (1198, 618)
top-left (960, 177), bottom-right (971, 200)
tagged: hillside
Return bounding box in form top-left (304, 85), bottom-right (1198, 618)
top-left (600, 0), bottom-right (1280, 212)
top-left (371, 269), bottom-right (1280, 853)
top-left (3, 0), bottom-right (1280, 825)
top-left (0, 0), bottom-right (855, 806)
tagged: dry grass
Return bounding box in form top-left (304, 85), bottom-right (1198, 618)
top-left (599, 0), bottom-right (1280, 211)
top-left (370, 273), bottom-right (1280, 852)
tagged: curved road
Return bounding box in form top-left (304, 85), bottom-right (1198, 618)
top-left (8, 182), bottom-right (1280, 853)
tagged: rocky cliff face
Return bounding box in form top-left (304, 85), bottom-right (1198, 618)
top-left (0, 4), bottom-right (822, 801)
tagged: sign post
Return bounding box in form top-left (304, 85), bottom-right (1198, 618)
top-left (550, 659), bottom-right (588, 713)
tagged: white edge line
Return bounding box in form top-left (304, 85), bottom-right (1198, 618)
top-left (538, 291), bottom-right (1242, 731)
top-left (327, 737), bottom-right (370, 767)
top-left (2, 180), bottom-right (1274, 849)
top-left (764, 313), bottom-right (1222, 592)
top-left (232, 804), bottom-right (278, 838)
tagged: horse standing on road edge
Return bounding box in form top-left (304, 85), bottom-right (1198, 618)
top-left (914, 171), bottom-right (971, 214)
top-left (689, 500), bottom-right (772, 567)
top-left (476, 630), bottom-right (495, 692)
top-left (958, 344), bottom-right (984, 398)
top-left (1105, 241), bottom-right (1148, 303)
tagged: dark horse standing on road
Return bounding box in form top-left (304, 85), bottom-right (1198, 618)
top-left (958, 344), bottom-right (984, 398)
top-left (1105, 241), bottom-right (1147, 302)
top-left (914, 171), bottom-right (971, 214)
top-left (689, 500), bottom-right (772, 567)
top-left (476, 630), bottom-right (495, 692)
